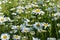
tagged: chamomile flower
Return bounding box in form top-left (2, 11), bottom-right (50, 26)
top-left (13, 35), bottom-right (20, 40)
top-left (32, 9), bottom-right (45, 15)
top-left (0, 16), bottom-right (6, 23)
top-left (1, 33), bottom-right (10, 40)
top-left (42, 22), bottom-right (51, 29)
top-left (21, 27), bottom-right (31, 33)
top-left (33, 22), bottom-right (43, 30)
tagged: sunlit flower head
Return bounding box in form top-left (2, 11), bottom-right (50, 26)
top-left (33, 22), bottom-right (43, 29)
top-left (13, 35), bottom-right (20, 40)
top-left (42, 22), bottom-right (51, 29)
top-left (1, 33), bottom-right (10, 40)
top-left (0, 16), bottom-right (7, 23)
top-left (21, 27), bottom-right (31, 33)
top-left (32, 9), bottom-right (45, 15)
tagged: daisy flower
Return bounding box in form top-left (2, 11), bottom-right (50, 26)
top-left (21, 27), bottom-right (31, 33)
top-left (32, 9), bottom-right (45, 15)
top-left (33, 22), bottom-right (43, 30)
top-left (1, 33), bottom-right (10, 40)
top-left (13, 35), bottom-right (20, 40)
top-left (42, 22), bottom-right (51, 29)
top-left (0, 16), bottom-right (7, 23)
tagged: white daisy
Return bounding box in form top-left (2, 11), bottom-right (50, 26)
top-left (1, 33), bottom-right (10, 40)
top-left (21, 27), bottom-right (31, 33)
top-left (13, 35), bottom-right (20, 40)
top-left (33, 22), bottom-right (43, 30)
top-left (42, 22), bottom-right (51, 29)
top-left (32, 9), bottom-right (45, 15)
top-left (0, 16), bottom-right (6, 23)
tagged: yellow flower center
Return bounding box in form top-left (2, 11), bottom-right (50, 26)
top-left (52, 13), bottom-right (54, 16)
top-left (3, 35), bottom-right (7, 39)
top-left (24, 29), bottom-right (28, 32)
top-left (0, 18), bottom-right (4, 21)
top-left (44, 23), bottom-right (48, 27)
top-left (36, 23), bottom-right (40, 27)
top-left (35, 9), bottom-right (40, 12)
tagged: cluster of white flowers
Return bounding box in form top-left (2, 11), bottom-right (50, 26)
top-left (0, 0), bottom-right (60, 40)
